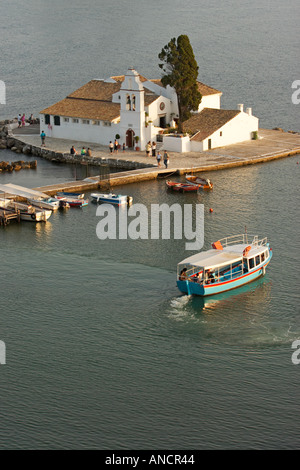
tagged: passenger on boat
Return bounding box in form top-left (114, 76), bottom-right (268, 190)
top-left (194, 272), bottom-right (202, 283)
top-left (179, 268), bottom-right (188, 280)
top-left (206, 270), bottom-right (215, 284)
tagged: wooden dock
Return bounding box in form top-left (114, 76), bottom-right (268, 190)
top-left (0, 208), bottom-right (21, 226)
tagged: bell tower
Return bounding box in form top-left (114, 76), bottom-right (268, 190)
top-left (120, 68), bottom-right (145, 148)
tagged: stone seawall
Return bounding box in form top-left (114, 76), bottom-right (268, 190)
top-left (0, 120), bottom-right (155, 171)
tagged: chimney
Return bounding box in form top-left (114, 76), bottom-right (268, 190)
top-left (246, 107), bottom-right (252, 116)
top-left (237, 104), bottom-right (244, 112)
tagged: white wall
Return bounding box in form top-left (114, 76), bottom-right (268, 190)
top-left (163, 135), bottom-right (191, 152)
top-left (40, 114), bottom-right (121, 146)
top-left (201, 111), bottom-right (259, 151)
top-left (198, 94), bottom-right (221, 112)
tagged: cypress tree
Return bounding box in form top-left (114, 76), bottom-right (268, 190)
top-left (158, 35), bottom-right (202, 132)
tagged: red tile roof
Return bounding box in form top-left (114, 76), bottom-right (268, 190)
top-left (183, 108), bottom-right (240, 141)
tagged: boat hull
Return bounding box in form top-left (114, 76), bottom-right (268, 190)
top-left (185, 175), bottom-right (213, 189)
top-left (56, 196), bottom-right (88, 207)
top-left (27, 197), bottom-right (60, 211)
top-left (90, 193), bottom-right (132, 206)
top-left (166, 181), bottom-right (199, 192)
top-left (19, 210), bottom-right (52, 222)
top-left (177, 255), bottom-right (272, 296)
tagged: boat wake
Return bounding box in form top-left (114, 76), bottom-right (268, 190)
top-left (167, 295), bottom-right (196, 321)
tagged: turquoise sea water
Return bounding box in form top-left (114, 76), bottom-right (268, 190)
top-left (0, 0), bottom-right (299, 450)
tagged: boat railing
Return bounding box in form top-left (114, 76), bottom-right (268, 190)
top-left (218, 234), bottom-right (268, 247)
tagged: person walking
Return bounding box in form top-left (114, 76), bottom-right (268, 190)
top-left (109, 141), bottom-right (114, 153)
top-left (40, 130), bottom-right (46, 147)
top-left (152, 141), bottom-right (156, 157)
top-left (156, 151), bottom-right (162, 167)
top-left (114, 139), bottom-right (119, 153)
top-left (21, 113), bottom-right (25, 127)
top-left (163, 150), bottom-right (169, 168)
top-left (146, 141), bottom-right (151, 157)
top-left (17, 114), bottom-right (22, 128)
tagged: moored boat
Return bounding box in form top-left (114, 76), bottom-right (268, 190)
top-left (90, 193), bottom-right (133, 206)
top-left (55, 195), bottom-right (88, 207)
top-left (27, 196), bottom-right (61, 211)
top-left (0, 199), bottom-right (52, 222)
top-left (166, 180), bottom-right (199, 192)
top-left (56, 191), bottom-right (85, 199)
top-left (185, 174), bottom-right (213, 189)
top-left (177, 234), bottom-right (272, 296)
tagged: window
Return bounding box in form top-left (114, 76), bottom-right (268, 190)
top-left (255, 255), bottom-right (260, 266)
top-left (63, 118), bottom-right (69, 122)
top-left (92, 120), bottom-right (100, 125)
top-left (249, 258), bottom-right (255, 269)
top-left (72, 118), bottom-right (79, 123)
top-left (82, 119), bottom-right (90, 125)
top-left (126, 94), bottom-right (131, 110)
top-left (45, 114), bottom-right (50, 125)
top-left (103, 121), bottom-right (111, 127)
top-left (220, 131), bottom-right (222, 137)
top-left (54, 115), bottom-right (60, 126)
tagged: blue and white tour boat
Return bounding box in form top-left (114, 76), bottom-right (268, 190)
top-left (177, 234), bottom-right (272, 296)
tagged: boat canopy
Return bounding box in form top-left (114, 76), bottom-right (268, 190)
top-left (0, 183), bottom-right (49, 199)
top-left (178, 249), bottom-right (243, 270)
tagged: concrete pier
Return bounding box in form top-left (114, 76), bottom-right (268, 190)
top-left (4, 125), bottom-right (300, 193)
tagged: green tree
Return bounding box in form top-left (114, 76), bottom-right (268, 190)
top-left (158, 35), bottom-right (202, 132)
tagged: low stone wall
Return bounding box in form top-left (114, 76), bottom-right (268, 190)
top-left (0, 119), bottom-right (155, 171)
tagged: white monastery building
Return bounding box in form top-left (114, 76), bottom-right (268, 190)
top-left (40, 68), bottom-right (259, 153)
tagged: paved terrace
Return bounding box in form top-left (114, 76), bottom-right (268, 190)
top-left (11, 126), bottom-right (300, 194)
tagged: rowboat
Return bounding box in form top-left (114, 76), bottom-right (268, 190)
top-left (90, 193), bottom-right (133, 206)
top-left (185, 174), bottom-right (213, 189)
top-left (27, 196), bottom-right (61, 211)
top-left (166, 180), bottom-right (199, 192)
top-left (56, 195), bottom-right (88, 207)
top-left (177, 234), bottom-right (272, 296)
top-left (56, 191), bottom-right (85, 199)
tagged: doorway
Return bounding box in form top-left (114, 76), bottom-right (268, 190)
top-left (159, 115), bottom-right (166, 128)
top-left (126, 129), bottom-right (135, 148)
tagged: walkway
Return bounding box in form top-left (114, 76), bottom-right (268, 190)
top-left (11, 125), bottom-right (300, 194)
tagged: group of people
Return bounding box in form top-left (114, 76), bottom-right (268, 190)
top-left (17, 113), bottom-right (26, 128)
top-left (109, 139), bottom-right (124, 153)
top-left (18, 113), bottom-right (35, 128)
top-left (145, 141), bottom-right (169, 168)
top-left (70, 145), bottom-right (92, 156)
top-left (156, 150), bottom-right (170, 168)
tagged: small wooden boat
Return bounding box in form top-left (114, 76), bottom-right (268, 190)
top-left (56, 191), bottom-right (85, 199)
top-left (177, 233), bottom-right (272, 296)
top-left (90, 193), bottom-right (133, 206)
top-left (185, 174), bottom-right (213, 189)
top-left (56, 195), bottom-right (88, 207)
top-left (27, 196), bottom-right (61, 211)
top-left (166, 180), bottom-right (199, 192)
